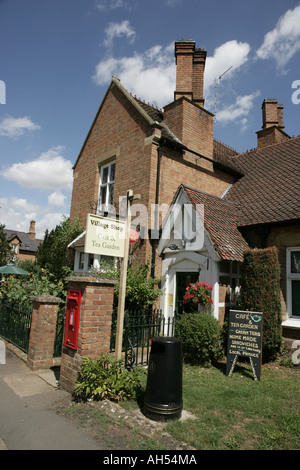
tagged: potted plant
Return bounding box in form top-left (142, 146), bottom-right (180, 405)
top-left (183, 281), bottom-right (213, 313)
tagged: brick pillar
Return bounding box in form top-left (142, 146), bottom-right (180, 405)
top-left (27, 295), bottom-right (61, 371)
top-left (59, 276), bottom-right (116, 393)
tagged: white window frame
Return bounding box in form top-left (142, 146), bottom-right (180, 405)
top-left (75, 250), bottom-right (117, 274)
top-left (97, 161), bottom-right (116, 215)
top-left (286, 247), bottom-right (300, 319)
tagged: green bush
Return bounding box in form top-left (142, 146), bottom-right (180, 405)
top-left (238, 247), bottom-right (282, 362)
top-left (175, 312), bottom-right (223, 366)
top-left (73, 353), bottom-right (141, 402)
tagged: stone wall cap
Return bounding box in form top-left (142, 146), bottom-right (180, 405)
top-left (32, 294), bottom-right (62, 304)
top-left (65, 275), bottom-right (117, 285)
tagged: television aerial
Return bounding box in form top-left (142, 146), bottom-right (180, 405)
top-left (214, 66), bottom-right (232, 123)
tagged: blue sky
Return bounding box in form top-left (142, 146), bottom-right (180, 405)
top-left (0, 0), bottom-right (300, 239)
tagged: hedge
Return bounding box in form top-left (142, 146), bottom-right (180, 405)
top-left (238, 246), bottom-right (282, 362)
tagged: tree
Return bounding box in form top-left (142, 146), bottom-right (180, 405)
top-left (0, 224), bottom-right (13, 266)
top-left (36, 217), bottom-right (82, 281)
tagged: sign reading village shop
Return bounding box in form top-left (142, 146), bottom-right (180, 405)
top-left (84, 214), bottom-right (126, 258)
top-left (226, 310), bottom-right (263, 381)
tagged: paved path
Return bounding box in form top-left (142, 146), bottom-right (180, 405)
top-left (0, 347), bottom-right (104, 450)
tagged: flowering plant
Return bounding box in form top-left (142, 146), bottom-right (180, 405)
top-left (183, 282), bottom-right (213, 310)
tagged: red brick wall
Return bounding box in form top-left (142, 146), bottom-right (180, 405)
top-left (163, 98), bottom-right (214, 159)
top-left (27, 295), bottom-right (61, 371)
top-left (60, 277), bottom-right (116, 393)
top-left (70, 85), bottom-right (155, 229)
top-left (257, 126), bottom-right (290, 149)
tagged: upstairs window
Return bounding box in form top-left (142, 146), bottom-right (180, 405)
top-left (97, 161), bottom-right (115, 214)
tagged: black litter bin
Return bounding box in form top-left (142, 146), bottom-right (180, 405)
top-left (144, 336), bottom-right (183, 422)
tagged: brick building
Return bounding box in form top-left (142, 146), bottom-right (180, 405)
top-left (69, 39), bottom-right (238, 275)
top-left (4, 220), bottom-right (42, 262)
top-left (69, 39), bottom-right (300, 341)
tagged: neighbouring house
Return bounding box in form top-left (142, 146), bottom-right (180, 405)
top-left (4, 220), bottom-right (43, 263)
top-left (68, 39), bottom-right (300, 342)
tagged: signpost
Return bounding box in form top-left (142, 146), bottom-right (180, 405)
top-left (226, 310), bottom-right (263, 381)
top-left (84, 190), bottom-right (140, 360)
top-left (115, 190), bottom-right (133, 359)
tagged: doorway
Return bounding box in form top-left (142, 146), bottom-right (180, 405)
top-left (176, 271), bottom-right (199, 315)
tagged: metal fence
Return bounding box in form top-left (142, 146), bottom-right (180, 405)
top-left (0, 300), bottom-right (32, 353)
top-left (110, 309), bottom-right (177, 370)
top-left (53, 306), bottom-right (65, 358)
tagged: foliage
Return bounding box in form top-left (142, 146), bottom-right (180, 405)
top-left (183, 282), bottom-right (213, 312)
top-left (73, 353), bottom-right (141, 402)
top-left (0, 267), bottom-right (67, 308)
top-left (175, 312), bottom-right (223, 366)
top-left (238, 247), bottom-right (282, 362)
top-left (15, 259), bottom-right (40, 275)
top-left (0, 224), bottom-right (13, 266)
top-left (91, 260), bottom-right (162, 311)
top-left (36, 216), bottom-right (82, 281)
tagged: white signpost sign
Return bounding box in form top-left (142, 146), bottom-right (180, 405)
top-left (84, 214), bottom-right (126, 258)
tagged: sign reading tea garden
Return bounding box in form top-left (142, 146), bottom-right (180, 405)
top-left (226, 310), bottom-right (263, 381)
top-left (84, 214), bottom-right (126, 258)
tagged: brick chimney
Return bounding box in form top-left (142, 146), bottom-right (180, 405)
top-left (256, 98), bottom-right (289, 149)
top-left (163, 39), bottom-right (213, 161)
top-left (174, 39), bottom-right (206, 107)
top-left (28, 220), bottom-right (36, 240)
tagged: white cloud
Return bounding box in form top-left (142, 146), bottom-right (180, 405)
top-left (104, 20), bottom-right (136, 49)
top-left (35, 212), bottom-right (69, 239)
top-left (205, 40), bottom-right (251, 93)
top-left (216, 91), bottom-right (261, 129)
top-left (0, 115), bottom-right (40, 138)
top-left (48, 191), bottom-right (67, 208)
top-left (93, 42), bottom-right (175, 108)
top-left (1, 146), bottom-right (73, 191)
top-left (256, 4), bottom-right (300, 69)
top-left (0, 196), bottom-right (69, 239)
top-left (8, 197), bottom-right (41, 214)
top-left (95, 0), bottom-right (132, 11)
top-left (93, 38), bottom-right (251, 110)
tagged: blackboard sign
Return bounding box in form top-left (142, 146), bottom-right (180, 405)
top-left (226, 310), bottom-right (263, 381)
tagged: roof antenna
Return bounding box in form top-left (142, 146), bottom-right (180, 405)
top-left (214, 66), bottom-right (232, 123)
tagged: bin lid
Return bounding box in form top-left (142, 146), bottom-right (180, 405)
top-left (151, 337), bottom-right (181, 344)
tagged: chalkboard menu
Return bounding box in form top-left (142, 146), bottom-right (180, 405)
top-left (226, 310), bottom-right (263, 381)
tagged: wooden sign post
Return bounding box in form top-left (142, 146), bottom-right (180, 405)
top-left (115, 190), bottom-right (140, 359)
top-left (226, 310), bottom-right (263, 381)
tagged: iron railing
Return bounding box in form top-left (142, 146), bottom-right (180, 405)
top-left (110, 309), bottom-right (177, 370)
top-left (0, 300), bottom-right (32, 353)
top-left (53, 305), bottom-right (65, 358)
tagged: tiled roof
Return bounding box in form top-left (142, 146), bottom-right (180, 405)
top-left (225, 135), bottom-right (300, 226)
top-left (182, 185), bottom-right (249, 261)
top-left (4, 229), bottom-right (42, 253)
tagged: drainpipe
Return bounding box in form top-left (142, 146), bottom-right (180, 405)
top-left (151, 140), bottom-right (164, 278)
